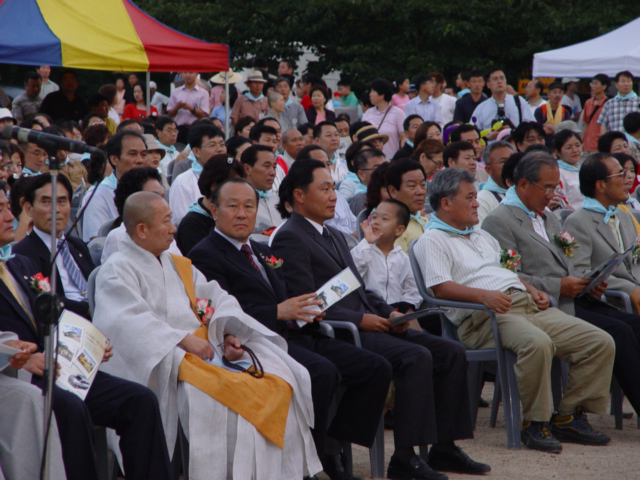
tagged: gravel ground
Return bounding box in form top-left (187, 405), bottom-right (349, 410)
top-left (341, 383), bottom-right (640, 480)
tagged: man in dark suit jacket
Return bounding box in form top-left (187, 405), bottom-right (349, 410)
top-left (271, 160), bottom-right (490, 480)
top-left (14, 174), bottom-right (94, 319)
top-left (188, 178), bottom-right (391, 480)
top-left (0, 179), bottom-right (172, 480)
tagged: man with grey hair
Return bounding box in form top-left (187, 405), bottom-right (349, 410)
top-left (266, 91), bottom-right (296, 133)
top-left (483, 150), bottom-right (640, 425)
top-left (281, 128), bottom-right (304, 168)
top-left (416, 167), bottom-right (615, 454)
top-left (477, 140), bottom-right (514, 224)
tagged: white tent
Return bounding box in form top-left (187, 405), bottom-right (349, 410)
top-left (532, 17), bottom-right (640, 78)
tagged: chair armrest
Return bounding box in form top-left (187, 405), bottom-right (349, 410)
top-left (317, 322), bottom-right (335, 338)
top-left (323, 320), bottom-right (362, 347)
top-left (604, 290), bottom-right (632, 313)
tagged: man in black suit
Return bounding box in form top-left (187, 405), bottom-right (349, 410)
top-left (271, 160), bottom-right (490, 480)
top-left (0, 179), bottom-right (172, 480)
top-left (14, 174), bottom-right (93, 319)
top-left (188, 178), bottom-right (391, 480)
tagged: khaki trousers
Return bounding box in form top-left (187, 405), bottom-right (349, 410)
top-left (457, 292), bottom-right (615, 421)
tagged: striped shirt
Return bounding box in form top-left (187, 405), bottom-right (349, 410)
top-left (415, 228), bottom-right (523, 324)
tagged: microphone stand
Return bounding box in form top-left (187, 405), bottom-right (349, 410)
top-left (33, 138), bottom-right (64, 480)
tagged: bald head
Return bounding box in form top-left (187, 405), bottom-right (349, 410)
top-left (123, 191), bottom-right (164, 237)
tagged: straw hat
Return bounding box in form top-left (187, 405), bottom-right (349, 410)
top-left (244, 70), bottom-right (267, 84)
top-left (143, 134), bottom-right (166, 160)
top-left (211, 69), bottom-right (243, 85)
top-left (354, 125), bottom-right (389, 144)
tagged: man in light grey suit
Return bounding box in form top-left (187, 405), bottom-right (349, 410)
top-left (0, 331), bottom-right (66, 480)
top-left (564, 152), bottom-right (640, 312)
top-left (483, 150), bottom-right (640, 424)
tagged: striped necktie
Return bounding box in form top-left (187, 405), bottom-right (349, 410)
top-left (57, 239), bottom-right (88, 297)
top-left (0, 261), bottom-right (36, 327)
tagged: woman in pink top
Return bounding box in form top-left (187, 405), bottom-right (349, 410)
top-left (392, 76), bottom-right (411, 111)
top-left (305, 85), bottom-right (336, 125)
top-left (362, 78), bottom-right (406, 158)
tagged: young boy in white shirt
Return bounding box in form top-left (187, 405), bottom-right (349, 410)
top-left (351, 199), bottom-right (422, 314)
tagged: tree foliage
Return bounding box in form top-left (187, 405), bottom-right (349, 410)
top-left (137, 0), bottom-right (640, 87)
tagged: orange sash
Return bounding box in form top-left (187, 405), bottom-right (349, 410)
top-left (171, 254), bottom-right (292, 448)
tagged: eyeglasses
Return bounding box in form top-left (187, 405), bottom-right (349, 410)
top-left (605, 171), bottom-right (625, 180)
top-left (530, 181), bottom-right (557, 195)
top-left (426, 158), bottom-right (444, 169)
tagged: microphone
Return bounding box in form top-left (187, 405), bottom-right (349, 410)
top-left (1, 125), bottom-right (103, 155)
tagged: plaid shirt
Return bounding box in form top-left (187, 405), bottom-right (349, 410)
top-left (597, 94), bottom-right (640, 132)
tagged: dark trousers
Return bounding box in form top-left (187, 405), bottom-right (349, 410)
top-left (34, 371), bottom-right (172, 480)
top-left (575, 296), bottom-right (640, 413)
top-left (359, 329), bottom-right (474, 447)
top-left (287, 330), bottom-right (391, 454)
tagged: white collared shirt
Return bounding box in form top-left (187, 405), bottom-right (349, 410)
top-left (351, 239), bottom-right (421, 307)
top-left (416, 228), bottom-right (524, 324)
top-left (34, 228), bottom-right (85, 301)
top-left (215, 228), bottom-right (268, 282)
top-left (531, 215), bottom-right (550, 242)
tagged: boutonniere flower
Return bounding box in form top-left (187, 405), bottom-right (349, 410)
top-left (29, 273), bottom-right (51, 293)
top-left (500, 249), bottom-right (521, 273)
top-left (195, 298), bottom-right (215, 326)
top-left (632, 237), bottom-right (640, 264)
top-left (553, 231), bottom-right (579, 258)
top-left (260, 254), bottom-right (283, 269)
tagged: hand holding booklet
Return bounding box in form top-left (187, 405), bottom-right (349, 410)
top-left (0, 343), bottom-right (23, 372)
top-left (578, 244), bottom-right (634, 298)
top-left (298, 268), bottom-right (362, 327)
top-left (55, 310), bottom-right (109, 400)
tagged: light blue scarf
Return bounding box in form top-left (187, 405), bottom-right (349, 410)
top-left (582, 197), bottom-right (619, 223)
top-left (343, 172), bottom-right (367, 194)
top-left (425, 212), bottom-right (474, 235)
top-left (246, 92), bottom-right (264, 102)
top-left (405, 139), bottom-right (414, 148)
top-left (258, 190), bottom-right (271, 199)
top-left (557, 160), bottom-right (580, 172)
top-left (187, 200), bottom-right (210, 217)
top-left (0, 244), bottom-right (14, 262)
top-left (616, 91), bottom-right (638, 101)
top-left (285, 99), bottom-right (293, 109)
top-left (625, 132), bottom-right (640, 145)
top-left (501, 186), bottom-right (536, 218)
top-left (480, 177), bottom-right (507, 194)
top-left (21, 167), bottom-right (41, 176)
top-left (158, 140), bottom-right (177, 154)
top-left (100, 172), bottom-right (118, 190)
top-left (329, 151), bottom-right (340, 165)
top-left (190, 152), bottom-right (203, 176)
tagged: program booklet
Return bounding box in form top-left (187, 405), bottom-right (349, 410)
top-left (55, 310), bottom-right (109, 400)
top-left (0, 343), bottom-right (22, 372)
top-left (578, 244), bottom-right (634, 298)
top-left (298, 267), bottom-right (362, 327)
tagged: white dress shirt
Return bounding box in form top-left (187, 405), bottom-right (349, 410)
top-left (351, 239), bottom-right (421, 307)
top-left (81, 183), bottom-right (118, 242)
top-left (34, 228), bottom-right (84, 301)
top-left (416, 228), bottom-right (524, 324)
top-left (169, 169), bottom-right (200, 227)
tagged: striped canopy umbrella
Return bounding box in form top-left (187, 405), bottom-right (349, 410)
top-left (0, 0), bottom-right (229, 72)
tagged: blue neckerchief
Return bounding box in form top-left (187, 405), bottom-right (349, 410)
top-left (22, 167), bottom-right (41, 176)
top-left (0, 244), bottom-right (14, 262)
top-left (501, 186), bottom-right (536, 218)
top-left (557, 160), bottom-right (580, 172)
top-left (80, 152), bottom-right (91, 162)
top-left (285, 99), bottom-right (293, 108)
top-left (625, 195), bottom-right (635, 205)
top-left (405, 139), bottom-right (414, 148)
top-left (258, 190), bottom-right (271, 199)
top-left (12, 218), bottom-right (19, 232)
top-left (46, 158), bottom-right (69, 167)
top-left (246, 92), bottom-right (264, 102)
top-left (625, 132), bottom-right (640, 145)
top-left (425, 212), bottom-right (474, 235)
top-left (616, 91), bottom-right (638, 101)
top-left (457, 88), bottom-right (470, 98)
top-left (582, 197), bottom-right (619, 223)
top-left (344, 172), bottom-right (368, 194)
top-left (100, 172), bottom-right (118, 190)
top-left (190, 152), bottom-right (203, 176)
top-left (158, 140), bottom-right (177, 154)
top-left (328, 151), bottom-right (340, 165)
top-left (187, 199), bottom-right (210, 217)
top-left (480, 177), bottom-right (507, 194)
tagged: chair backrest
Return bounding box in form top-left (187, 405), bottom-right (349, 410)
top-left (97, 218), bottom-right (116, 238)
top-left (87, 237), bottom-right (106, 266)
top-left (355, 209), bottom-right (368, 240)
top-left (555, 209), bottom-right (573, 225)
top-left (87, 265), bottom-right (101, 316)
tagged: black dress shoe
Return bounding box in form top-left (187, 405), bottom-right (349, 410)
top-left (321, 454), bottom-right (362, 480)
top-left (428, 445), bottom-right (491, 475)
top-left (387, 453), bottom-right (448, 480)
